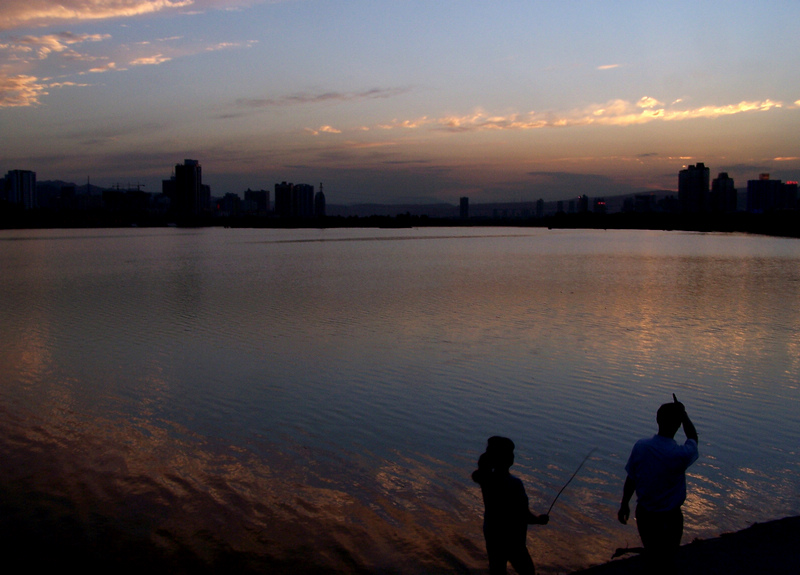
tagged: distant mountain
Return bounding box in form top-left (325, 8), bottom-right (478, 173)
top-left (36, 180), bottom-right (105, 196)
top-left (327, 203), bottom-right (459, 218)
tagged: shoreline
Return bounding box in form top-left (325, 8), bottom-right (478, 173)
top-left (2, 210), bottom-right (800, 239)
top-left (568, 515), bottom-right (800, 574)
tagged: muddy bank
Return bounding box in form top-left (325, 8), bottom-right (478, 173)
top-left (570, 516), bottom-right (800, 574)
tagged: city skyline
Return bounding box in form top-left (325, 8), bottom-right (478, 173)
top-left (2, 1), bottom-right (799, 205)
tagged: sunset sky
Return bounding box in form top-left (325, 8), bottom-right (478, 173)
top-left (2, 0), bottom-right (799, 204)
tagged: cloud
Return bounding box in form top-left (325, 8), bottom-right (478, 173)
top-left (382, 159), bottom-right (431, 165)
top-left (130, 53), bottom-right (170, 65)
top-left (597, 64), bottom-right (620, 70)
top-left (0, 74), bottom-right (48, 106)
top-left (87, 61), bottom-right (118, 73)
top-left (0, 68), bottom-right (93, 107)
top-left (0, 0), bottom-right (195, 31)
top-left (236, 87), bottom-right (409, 108)
top-left (377, 117), bottom-right (428, 130)
top-left (373, 97), bottom-right (786, 133)
top-left (305, 125), bottom-right (342, 136)
top-left (49, 80), bottom-right (91, 88)
top-left (0, 30), bottom-right (256, 106)
top-left (206, 40), bottom-right (257, 51)
top-left (636, 96), bottom-right (663, 109)
top-left (6, 32), bottom-right (110, 60)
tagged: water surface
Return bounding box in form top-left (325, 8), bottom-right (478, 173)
top-left (1, 227), bottom-right (798, 573)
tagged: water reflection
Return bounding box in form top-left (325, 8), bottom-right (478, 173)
top-left (1, 228), bottom-right (799, 573)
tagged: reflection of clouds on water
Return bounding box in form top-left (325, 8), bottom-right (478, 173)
top-left (2, 228), bottom-right (800, 574)
top-left (0, 398), bottom-right (491, 572)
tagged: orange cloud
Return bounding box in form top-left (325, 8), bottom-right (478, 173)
top-left (0, 72), bottom-right (96, 107)
top-left (373, 97), bottom-right (786, 133)
top-left (0, 74), bottom-right (48, 107)
top-left (306, 125), bottom-right (342, 136)
top-left (8, 32), bottom-right (110, 60)
top-left (87, 62), bottom-right (118, 73)
top-left (0, 0), bottom-right (194, 31)
top-left (377, 117), bottom-right (429, 130)
top-left (130, 53), bottom-right (170, 65)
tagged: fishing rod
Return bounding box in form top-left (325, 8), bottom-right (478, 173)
top-left (546, 447), bottom-right (597, 516)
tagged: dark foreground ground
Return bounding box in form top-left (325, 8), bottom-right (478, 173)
top-left (570, 516), bottom-right (800, 575)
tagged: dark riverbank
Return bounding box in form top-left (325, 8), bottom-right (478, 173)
top-left (569, 516), bottom-right (800, 575)
top-left (1, 203), bottom-right (799, 238)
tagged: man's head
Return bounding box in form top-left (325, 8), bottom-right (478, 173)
top-left (656, 402), bottom-right (685, 437)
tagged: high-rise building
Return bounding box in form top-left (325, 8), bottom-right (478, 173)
top-left (747, 173), bottom-right (796, 213)
top-left (169, 159), bottom-right (207, 217)
top-left (4, 170), bottom-right (37, 209)
top-left (274, 181), bottom-right (293, 217)
top-left (460, 196), bottom-right (469, 219)
top-left (593, 198), bottom-right (607, 214)
top-left (294, 184), bottom-right (314, 218)
top-left (710, 172), bottom-right (737, 213)
top-left (577, 194), bottom-right (589, 213)
top-left (244, 189), bottom-right (270, 213)
top-left (315, 183), bottom-right (326, 217)
top-left (678, 163), bottom-right (710, 213)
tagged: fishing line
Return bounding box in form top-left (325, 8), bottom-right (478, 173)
top-left (547, 447), bottom-right (597, 516)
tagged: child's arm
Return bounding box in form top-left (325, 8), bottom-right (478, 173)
top-left (527, 511), bottom-right (549, 525)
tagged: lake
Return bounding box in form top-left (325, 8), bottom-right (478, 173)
top-left (1, 227), bottom-right (798, 574)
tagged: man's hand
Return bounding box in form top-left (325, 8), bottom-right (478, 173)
top-left (619, 476), bottom-right (635, 525)
top-left (617, 502), bottom-right (630, 525)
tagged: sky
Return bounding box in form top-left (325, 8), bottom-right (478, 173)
top-left (2, 0), bottom-right (799, 205)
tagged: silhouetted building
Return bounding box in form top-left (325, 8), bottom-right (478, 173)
top-left (577, 194), bottom-right (589, 213)
top-left (679, 163), bottom-right (710, 213)
top-left (635, 194), bottom-right (656, 213)
top-left (710, 172), bottom-right (737, 213)
top-left (747, 174), bottom-right (797, 213)
top-left (4, 170), bottom-right (37, 209)
top-left (103, 188), bottom-right (151, 214)
top-left (244, 189), bottom-right (269, 213)
top-left (315, 183), bottom-right (326, 217)
top-left (217, 192), bottom-right (242, 216)
top-left (660, 195), bottom-right (679, 213)
top-left (536, 198), bottom-right (544, 218)
top-left (167, 159), bottom-right (208, 218)
top-left (460, 196), bottom-right (469, 219)
top-left (274, 181), bottom-right (293, 217)
top-left (593, 198), bottom-right (607, 214)
top-left (294, 183), bottom-right (314, 218)
top-left (787, 181), bottom-right (799, 209)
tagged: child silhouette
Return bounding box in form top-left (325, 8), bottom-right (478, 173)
top-left (472, 437), bottom-right (549, 575)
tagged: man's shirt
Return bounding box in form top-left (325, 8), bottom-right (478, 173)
top-left (625, 434), bottom-right (699, 512)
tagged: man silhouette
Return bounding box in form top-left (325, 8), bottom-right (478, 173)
top-left (618, 400), bottom-right (698, 573)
